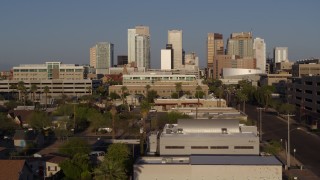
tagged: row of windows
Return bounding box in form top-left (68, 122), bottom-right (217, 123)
top-left (165, 146), bottom-right (254, 150)
top-left (13, 69), bottom-right (47, 72)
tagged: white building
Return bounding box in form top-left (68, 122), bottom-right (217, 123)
top-left (168, 30), bottom-right (183, 69)
top-left (134, 155), bottom-right (282, 180)
top-left (128, 26), bottom-right (150, 69)
top-left (149, 119), bottom-right (259, 156)
top-left (161, 49), bottom-right (172, 70)
top-left (274, 47), bottom-right (288, 63)
top-left (253, 37), bottom-right (266, 73)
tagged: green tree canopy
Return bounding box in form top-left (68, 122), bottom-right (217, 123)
top-left (59, 138), bottom-right (91, 157)
top-left (94, 143), bottom-right (131, 180)
top-left (26, 111), bottom-right (51, 130)
top-left (0, 113), bottom-right (18, 134)
top-left (59, 153), bottom-right (91, 180)
top-left (278, 103), bottom-right (296, 114)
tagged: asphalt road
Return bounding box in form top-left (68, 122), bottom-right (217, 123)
top-left (245, 103), bottom-right (320, 177)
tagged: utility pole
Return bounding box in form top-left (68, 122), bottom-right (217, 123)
top-left (283, 113), bottom-right (295, 169)
top-left (256, 107), bottom-right (265, 142)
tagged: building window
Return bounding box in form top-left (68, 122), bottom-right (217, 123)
top-left (165, 146), bottom-right (184, 149)
top-left (210, 146), bottom-right (229, 149)
top-left (234, 146), bottom-right (254, 149)
top-left (191, 146), bottom-right (208, 149)
top-left (305, 81), bottom-right (312, 85)
top-left (305, 98), bottom-right (312, 103)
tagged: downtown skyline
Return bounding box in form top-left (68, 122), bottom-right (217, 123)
top-left (1, 0), bottom-right (319, 71)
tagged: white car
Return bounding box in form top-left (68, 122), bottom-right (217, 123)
top-left (150, 109), bottom-right (157, 112)
top-left (98, 127), bottom-right (112, 133)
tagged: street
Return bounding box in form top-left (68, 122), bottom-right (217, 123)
top-left (245, 103), bottom-right (320, 177)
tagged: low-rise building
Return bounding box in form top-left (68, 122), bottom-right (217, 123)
top-left (134, 155), bottom-right (282, 180)
top-left (0, 160), bottom-right (33, 180)
top-left (260, 73), bottom-right (291, 96)
top-left (13, 62), bottom-right (85, 81)
top-left (149, 119), bottom-right (259, 156)
top-left (109, 74), bottom-right (208, 98)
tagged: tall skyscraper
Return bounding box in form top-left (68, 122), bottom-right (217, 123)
top-left (227, 32), bottom-right (253, 58)
top-left (207, 33), bottom-right (224, 69)
top-left (127, 26), bottom-right (150, 69)
top-left (253, 37), bottom-right (266, 73)
top-left (274, 47), bottom-right (288, 63)
top-left (90, 42), bottom-right (114, 69)
top-left (168, 30), bottom-right (183, 69)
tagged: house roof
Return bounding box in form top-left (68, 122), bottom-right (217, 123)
top-left (45, 154), bottom-right (68, 164)
top-left (177, 119), bottom-right (240, 133)
top-left (8, 109), bottom-right (33, 123)
top-left (0, 160), bottom-right (28, 180)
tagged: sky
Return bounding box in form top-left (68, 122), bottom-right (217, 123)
top-left (0, 0), bottom-right (319, 71)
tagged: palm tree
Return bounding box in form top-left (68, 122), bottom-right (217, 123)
top-left (140, 100), bottom-right (151, 155)
top-left (214, 87), bottom-right (223, 107)
top-left (120, 86), bottom-right (128, 105)
top-left (30, 84), bottom-right (38, 104)
top-left (236, 91), bottom-right (248, 113)
top-left (43, 86), bottom-right (50, 108)
top-left (145, 84), bottom-right (151, 101)
top-left (110, 106), bottom-right (117, 139)
top-left (175, 82), bottom-right (182, 98)
top-left (94, 160), bottom-right (126, 180)
top-left (17, 81), bottom-right (26, 102)
top-left (9, 84), bottom-right (17, 100)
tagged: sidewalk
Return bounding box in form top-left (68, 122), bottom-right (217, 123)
top-left (276, 150), bottom-right (319, 180)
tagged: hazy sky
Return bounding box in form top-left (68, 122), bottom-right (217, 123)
top-left (1, 0), bottom-right (319, 70)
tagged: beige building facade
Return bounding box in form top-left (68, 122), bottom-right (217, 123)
top-left (213, 55), bottom-right (256, 79)
top-left (207, 33), bottom-right (224, 69)
top-left (109, 74), bottom-right (208, 97)
top-left (13, 62), bottom-right (84, 81)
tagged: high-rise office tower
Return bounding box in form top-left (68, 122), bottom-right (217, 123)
top-left (253, 37), bottom-right (266, 73)
top-left (161, 44), bottom-right (173, 70)
top-left (127, 26), bottom-right (150, 69)
top-left (207, 33), bottom-right (224, 69)
top-left (227, 32), bottom-right (253, 58)
top-left (168, 30), bottom-right (183, 69)
top-left (90, 42), bottom-right (114, 69)
top-left (274, 47), bottom-right (288, 63)
top-left (117, 55), bottom-right (128, 66)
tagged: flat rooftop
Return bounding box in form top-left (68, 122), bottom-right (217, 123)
top-left (136, 155), bottom-right (282, 166)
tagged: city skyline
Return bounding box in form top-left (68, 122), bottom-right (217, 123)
top-left (1, 1), bottom-right (319, 71)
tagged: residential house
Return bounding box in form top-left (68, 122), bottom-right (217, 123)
top-left (13, 130), bottom-right (44, 153)
top-left (0, 160), bottom-right (33, 180)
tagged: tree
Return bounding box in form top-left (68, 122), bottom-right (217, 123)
top-left (236, 91), bottom-right (248, 113)
top-left (95, 143), bottom-right (130, 180)
top-left (9, 84), bottom-right (17, 100)
top-left (59, 138), bottom-right (91, 157)
top-left (175, 82), bottom-right (182, 98)
top-left (30, 84), bottom-right (38, 104)
top-left (17, 81), bottom-right (26, 102)
top-left (0, 113), bottom-right (18, 135)
top-left (121, 86), bottom-right (128, 104)
top-left (26, 111), bottom-right (51, 130)
top-left (278, 103), bottom-right (296, 114)
top-left (146, 90), bottom-right (159, 103)
top-left (59, 153), bottom-right (91, 180)
top-left (195, 85), bottom-right (205, 99)
top-left (110, 106), bottom-right (117, 139)
top-left (140, 100), bottom-right (151, 155)
top-left (213, 87), bottom-right (223, 107)
top-left (43, 86), bottom-right (50, 108)
top-left (145, 84), bottom-right (151, 97)
top-left (109, 92), bottom-right (120, 100)
top-left (171, 92), bottom-right (178, 99)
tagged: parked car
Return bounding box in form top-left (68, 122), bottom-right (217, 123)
top-left (150, 109), bottom-right (157, 113)
top-left (98, 127), bottom-right (112, 133)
